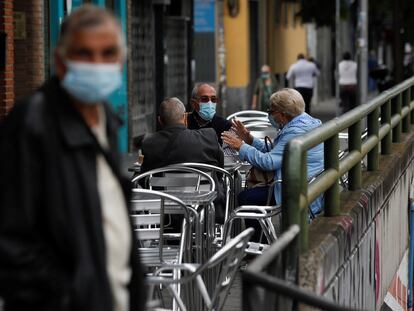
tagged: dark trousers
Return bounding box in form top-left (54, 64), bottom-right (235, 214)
top-left (238, 186), bottom-right (276, 241)
top-left (295, 87), bottom-right (313, 114)
top-left (340, 84), bottom-right (357, 113)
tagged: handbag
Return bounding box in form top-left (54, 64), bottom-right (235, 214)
top-left (245, 136), bottom-right (275, 188)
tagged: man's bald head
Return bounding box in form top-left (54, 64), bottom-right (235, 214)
top-left (159, 97), bottom-right (186, 126)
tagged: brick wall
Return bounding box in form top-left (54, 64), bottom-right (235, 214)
top-left (14, 0), bottom-right (45, 101)
top-left (0, 0), bottom-right (14, 120)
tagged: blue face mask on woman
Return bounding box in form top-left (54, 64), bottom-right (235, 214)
top-left (61, 61), bottom-right (122, 104)
top-left (268, 114), bottom-right (280, 129)
top-left (198, 101), bottom-right (216, 121)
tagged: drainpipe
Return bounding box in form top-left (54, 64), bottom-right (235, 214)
top-left (217, 0), bottom-right (227, 116)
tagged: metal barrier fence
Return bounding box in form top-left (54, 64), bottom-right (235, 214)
top-left (281, 76), bottom-right (414, 260)
top-left (242, 225), bottom-right (364, 311)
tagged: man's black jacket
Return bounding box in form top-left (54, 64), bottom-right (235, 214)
top-left (187, 112), bottom-right (231, 145)
top-left (0, 77), bottom-right (145, 311)
top-left (140, 125), bottom-right (226, 220)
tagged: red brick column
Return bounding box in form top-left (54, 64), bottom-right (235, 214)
top-left (0, 0), bottom-right (14, 120)
top-left (14, 0), bottom-right (45, 101)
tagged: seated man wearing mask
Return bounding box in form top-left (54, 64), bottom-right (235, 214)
top-left (222, 88), bottom-right (324, 217)
top-left (187, 83), bottom-right (232, 145)
top-left (141, 97), bottom-right (226, 220)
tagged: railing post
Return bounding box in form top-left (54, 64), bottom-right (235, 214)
top-left (348, 120), bottom-right (362, 190)
top-left (403, 89), bottom-right (411, 133)
top-left (381, 99), bottom-right (392, 154)
top-left (410, 86), bottom-right (414, 125)
top-left (393, 94), bottom-right (402, 142)
top-left (367, 107), bottom-right (379, 170)
top-left (300, 151), bottom-right (308, 252)
top-left (324, 134), bottom-right (340, 216)
top-left (282, 140), bottom-right (303, 288)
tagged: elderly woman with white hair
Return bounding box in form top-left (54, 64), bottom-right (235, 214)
top-left (222, 88), bottom-right (324, 216)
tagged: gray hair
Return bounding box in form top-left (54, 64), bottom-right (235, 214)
top-left (57, 4), bottom-right (127, 59)
top-left (269, 88), bottom-right (305, 118)
top-left (160, 97), bottom-right (186, 125)
top-left (191, 83), bottom-right (215, 99)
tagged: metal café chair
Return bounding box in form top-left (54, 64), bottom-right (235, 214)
top-left (245, 121), bottom-right (278, 140)
top-left (166, 162), bottom-right (236, 225)
top-left (222, 205), bottom-right (281, 255)
top-left (226, 110), bottom-right (269, 124)
top-left (131, 166), bottom-right (216, 264)
top-left (146, 228), bottom-right (255, 311)
top-left (130, 189), bottom-right (198, 269)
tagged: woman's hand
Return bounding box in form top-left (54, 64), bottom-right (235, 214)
top-left (232, 118), bottom-right (253, 144)
top-left (222, 131), bottom-right (244, 150)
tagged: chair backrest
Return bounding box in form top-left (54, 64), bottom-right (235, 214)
top-left (223, 205), bottom-right (280, 245)
top-left (145, 228), bottom-right (254, 311)
top-left (227, 110), bottom-right (268, 120)
top-left (203, 228), bottom-right (254, 310)
top-left (130, 189), bottom-right (198, 263)
top-left (167, 163), bottom-right (234, 220)
top-left (246, 123), bottom-right (278, 141)
top-left (131, 166), bottom-right (216, 192)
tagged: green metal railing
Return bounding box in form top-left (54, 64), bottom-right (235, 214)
top-left (282, 76), bottom-right (414, 257)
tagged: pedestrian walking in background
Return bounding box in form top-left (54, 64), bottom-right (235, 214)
top-left (286, 53), bottom-right (319, 115)
top-left (0, 5), bottom-right (145, 311)
top-left (339, 51), bottom-right (358, 112)
top-left (251, 64), bottom-right (278, 111)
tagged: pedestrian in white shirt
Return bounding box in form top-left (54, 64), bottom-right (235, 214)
top-left (339, 52), bottom-right (358, 112)
top-left (286, 53), bottom-right (319, 114)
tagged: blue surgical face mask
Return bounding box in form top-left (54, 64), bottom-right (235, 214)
top-left (268, 114), bottom-right (280, 129)
top-left (261, 72), bottom-right (270, 79)
top-left (61, 61), bottom-right (122, 104)
top-left (198, 101), bottom-right (216, 121)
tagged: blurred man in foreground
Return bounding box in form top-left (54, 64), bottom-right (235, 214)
top-left (187, 83), bottom-right (232, 145)
top-left (0, 5), bottom-right (145, 311)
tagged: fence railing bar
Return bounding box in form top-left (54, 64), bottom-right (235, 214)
top-left (379, 123), bottom-right (392, 141)
top-left (367, 107), bottom-right (380, 170)
top-left (242, 271), bottom-right (366, 311)
top-left (247, 225), bottom-right (300, 273)
top-left (307, 169), bottom-right (338, 204)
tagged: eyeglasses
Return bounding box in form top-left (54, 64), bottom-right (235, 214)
top-left (198, 95), bottom-right (218, 103)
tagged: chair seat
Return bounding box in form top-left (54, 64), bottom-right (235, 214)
top-left (245, 241), bottom-right (270, 255)
top-left (139, 247), bottom-right (181, 266)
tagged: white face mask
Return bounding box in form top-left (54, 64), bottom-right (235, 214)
top-left (61, 61), bottom-right (122, 104)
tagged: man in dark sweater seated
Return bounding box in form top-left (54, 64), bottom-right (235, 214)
top-left (187, 83), bottom-right (232, 145)
top-left (141, 97), bottom-right (226, 220)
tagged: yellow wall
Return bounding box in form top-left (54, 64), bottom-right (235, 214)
top-left (269, 2), bottom-right (307, 74)
top-left (223, 0), bottom-right (250, 87)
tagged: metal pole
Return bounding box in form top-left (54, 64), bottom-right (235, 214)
top-left (324, 134), bottom-right (340, 215)
top-left (335, 0), bottom-right (340, 114)
top-left (358, 0), bottom-right (368, 106)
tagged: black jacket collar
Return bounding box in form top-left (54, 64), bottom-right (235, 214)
top-left (41, 76), bottom-right (122, 150)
